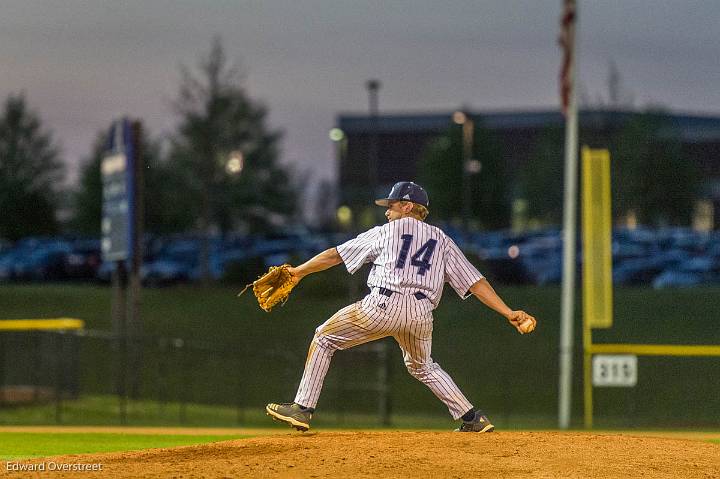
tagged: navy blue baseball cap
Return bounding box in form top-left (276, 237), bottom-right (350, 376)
top-left (375, 181), bottom-right (429, 208)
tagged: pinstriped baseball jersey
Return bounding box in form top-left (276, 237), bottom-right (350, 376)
top-left (336, 217), bottom-right (484, 306)
top-left (292, 216), bottom-right (485, 420)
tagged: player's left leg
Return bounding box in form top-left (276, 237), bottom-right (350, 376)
top-left (395, 311), bottom-right (494, 432)
top-left (394, 312), bottom-right (474, 420)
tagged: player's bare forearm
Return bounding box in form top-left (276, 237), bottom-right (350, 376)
top-left (469, 278), bottom-right (537, 334)
top-left (469, 278), bottom-right (513, 318)
top-left (288, 247), bottom-right (343, 281)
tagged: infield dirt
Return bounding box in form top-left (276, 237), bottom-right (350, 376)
top-left (6, 431), bottom-right (720, 478)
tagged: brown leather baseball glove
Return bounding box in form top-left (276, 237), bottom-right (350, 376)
top-left (239, 264), bottom-right (296, 312)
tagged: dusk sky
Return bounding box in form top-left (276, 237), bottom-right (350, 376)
top-left (2, 1), bottom-right (719, 198)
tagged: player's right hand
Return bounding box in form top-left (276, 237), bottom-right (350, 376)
top-left (507, 310), bottom-right (537, 334)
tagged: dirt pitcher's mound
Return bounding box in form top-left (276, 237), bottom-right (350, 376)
top-left (12, 431), bottom-right (720, 478)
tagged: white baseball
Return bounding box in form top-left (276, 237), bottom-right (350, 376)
top-left (519, 318), bottom-right (535, 334)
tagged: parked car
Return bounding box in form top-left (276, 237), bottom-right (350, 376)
top-left (63, 239), bottom-right (102, 280)
top-left (250, 230), bottom-right (327, 268)
top-left (142, 237), bottom-right (225, 285)
top-left (0, 250), bottom-right (21, 280)
top-left (652, 257), bottom-right (720, 289)
top-left (517, 235), bottom-right (563, 285)
top-left (14, 246), bottom-right (71, 281)
top-left (96, 260), bottom-right (118, 283)
top-left (613, 250), bottom-right (690, 285)
top-left (0, 237), bottom-right (44, 280)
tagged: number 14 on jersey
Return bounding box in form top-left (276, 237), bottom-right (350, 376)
top-left (395, 234), bottom-right (437, 276)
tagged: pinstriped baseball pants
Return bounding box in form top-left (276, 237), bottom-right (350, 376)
top-left (294, 290), bottom-right (474, 420)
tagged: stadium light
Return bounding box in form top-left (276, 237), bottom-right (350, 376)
top-left (336, 205), bottom-right (353, 227)
top-left (329, 128), bottom-right (345, 142)
top-left (453, 110), bottom-right (475, 227)
top-left (226, 150), bottom-right (244, 175)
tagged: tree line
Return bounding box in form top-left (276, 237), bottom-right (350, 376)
top-left (417, 112), bottom-right (701, 230)
top-left (0, 38), bottom-right (298, 242)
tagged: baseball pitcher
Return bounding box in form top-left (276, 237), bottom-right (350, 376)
top-left (265, 181), bottom-right (537, 432)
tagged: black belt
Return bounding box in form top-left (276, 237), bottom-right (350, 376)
top-left (377, 287), bottom-right (428, 300)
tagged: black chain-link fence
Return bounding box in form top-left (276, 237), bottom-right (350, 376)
top-left (0, 329), bottom-right (393, 426)
top-left (1, 328), bottom-right (719, 429)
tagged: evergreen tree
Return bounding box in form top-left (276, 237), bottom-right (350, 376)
top-left (169, 37), bottom-right (296, 235)
top-left (69, 133), bottom-right (104, 235)
top-left (0, 94), bottom-right (64, 240)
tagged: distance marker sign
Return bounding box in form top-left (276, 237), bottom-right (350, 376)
top-left (592, 354), bottom-right (637, 387)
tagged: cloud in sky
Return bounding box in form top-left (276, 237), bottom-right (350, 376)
top-left (2, 1), bottom-right (719, 192)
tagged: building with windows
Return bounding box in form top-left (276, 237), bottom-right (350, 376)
top-left (334, 109), bottom-right (720, 229)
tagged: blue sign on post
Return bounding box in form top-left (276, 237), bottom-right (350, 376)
top-left (101, 118), bottom-right (135, 262)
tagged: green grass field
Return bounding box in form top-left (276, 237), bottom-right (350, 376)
top-left (0, 395), bottom-right (246, 427)
top-left (0, 431), bottom-right (248, 460)
top-left (1, 281), bottom-right (719, 428)
top-left (0, 394), bottom-right (497, 430)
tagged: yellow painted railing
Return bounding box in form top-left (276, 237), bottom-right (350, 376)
top-left (587, 343), bottom-right (720, 357)
top-left (0, 318), bottom-right (85, 331)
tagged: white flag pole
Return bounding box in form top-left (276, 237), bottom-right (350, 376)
top-left (558, 0), bottom-right (579, 430)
